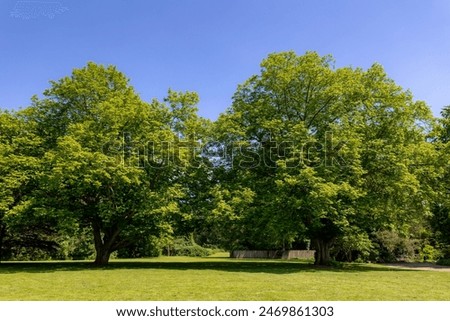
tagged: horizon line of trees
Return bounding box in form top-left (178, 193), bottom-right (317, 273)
top-left (1, 51), bottom-right (450, 266)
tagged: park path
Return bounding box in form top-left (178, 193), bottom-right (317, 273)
top-left (382, 262), bottom-right (450, 272)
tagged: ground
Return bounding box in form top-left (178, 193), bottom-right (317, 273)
top-left (0, 255), bottom-right (449, 300)
top-left (382, 262), bottom-right (450, 272)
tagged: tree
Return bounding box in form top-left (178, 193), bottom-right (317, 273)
top-left (430, 106), bottom-right (450, 252)
top-left (0, 111), bottom-right (58, 261)
top-left (160, 89), bottom-right (256, 251)
top-left (350, 65), bottom-right (437, 261)
top-left (27, 63), bottom-right (204, 265)
top-left (216, 51), bottom-right (435, 264)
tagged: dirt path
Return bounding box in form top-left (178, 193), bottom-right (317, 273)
top-left (382, 262), bottom-right (450, 272)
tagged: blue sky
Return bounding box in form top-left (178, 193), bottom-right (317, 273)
top-left (1, 0), bottom-right (449, 119)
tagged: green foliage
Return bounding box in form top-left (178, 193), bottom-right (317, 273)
top-left (18, 63), bottom-right (212, 265)
top-left (2, 215), bottom-right (60, 261)
top-left (117, 235), bottom-right (164, 258)
top-left (0, 53), bottom-right (446, 267)
top-left (173, 244), bottom-right (211, 257)
top-left (0, 111), bottom-right (47, 261)
top-left (170, 236), bottom-right (212, 257)
top-left (56, 227), bottom-right (95, 260)
top-left (214, 51), bottom-right (435, 265)
top-left (429, 106), bottom-right (450, 253)
top-left (371, 230), bottom-right (419, 263)
top-left (419, 244), bottom-right (441, 262)
top-left (332, 229), bottom-right (373, 262)
top-left (431, 191), bottom-right (450, 247)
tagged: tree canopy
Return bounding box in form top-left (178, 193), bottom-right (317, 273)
top-left (214, 51), bottom-right (436, 264)
top-left (0, 53), bottom-right (447, 266)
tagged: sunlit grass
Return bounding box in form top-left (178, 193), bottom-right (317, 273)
top-left (0, 255), bottom-right (449, 300)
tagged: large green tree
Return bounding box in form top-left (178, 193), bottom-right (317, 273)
top-left (216, 51), bottom-right (435, 264)
top-left (26, 63), bottom-right (205, 265)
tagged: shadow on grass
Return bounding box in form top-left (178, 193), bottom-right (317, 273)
top-left (0, 258), bottom-right (420, 275)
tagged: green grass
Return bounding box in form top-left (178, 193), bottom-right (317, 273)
top-left (1, 254), bottom-right (449, 300)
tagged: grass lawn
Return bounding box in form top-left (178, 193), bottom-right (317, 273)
top-left (0, 254), bottom-right (449, 300)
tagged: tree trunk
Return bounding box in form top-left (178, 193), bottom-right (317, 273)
top-left (312, 238), bottom-right (333, 265)
top-left (0, 223), bottom-right (5, 263)
top-left (94, 247), bottom-right (112, 266)
top-left (92, 221), bottom-right (116, 266)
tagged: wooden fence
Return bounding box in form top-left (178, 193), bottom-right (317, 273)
top-left (281, 250), bottom-right (315, 259)
top-left (230, 250), bottom-right (315, 260)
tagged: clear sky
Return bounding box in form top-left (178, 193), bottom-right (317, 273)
top-left (1, 0), bottom-right (449, 119)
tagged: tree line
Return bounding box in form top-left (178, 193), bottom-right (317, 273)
top-left (1, 51), bottom-right (450, 266)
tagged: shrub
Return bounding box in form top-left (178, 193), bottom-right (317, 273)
top-left (440, 245), bottom-right (450, 259)
top-left (174, 244), bottom-right (211, 257)
top-left (170, 236), bottom-right (212, 257)
top-left (11, 247), bottom-right (54, 261)
top-left (117, 235), bottom-right (165, 258)
top-left (419, 244), bottom-right (441, 262)
top-left (371, 230), bottom-right (419, 263)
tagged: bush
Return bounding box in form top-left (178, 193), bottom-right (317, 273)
top-left (117, 235), bottom-right (165, 258)
top-left (11, 247), bottom-right (54, 261)
top-left (436, 258), bottom-right (450, 266)
top-left (430, 245), bottom-right (450, 266)
top-left (439, 245), bottom-right (450, 259)
top-left (371, 230), bottom-right (419, 263)
top-left (419, 244), bottom-right (441, 262)
top-left (173, 244), bottom-right (211, 257)
top-left (170, 236), bottom-right (212, 257)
